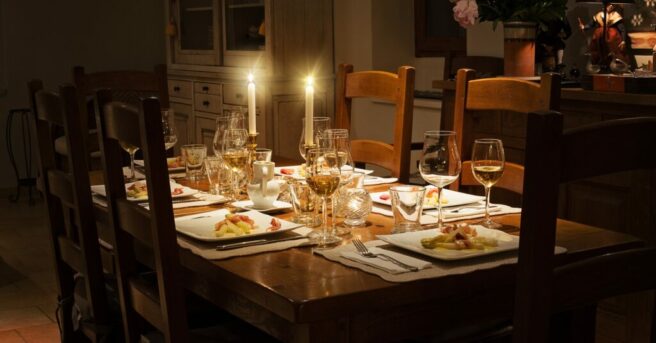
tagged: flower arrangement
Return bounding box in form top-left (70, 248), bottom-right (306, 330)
top-left (451, 0), bottom-right (568, 31)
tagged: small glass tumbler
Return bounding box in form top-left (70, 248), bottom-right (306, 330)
top-left (205, 156), bottom-right (229, 195)
top-left (389, 185), bottom-right (426, 233)
top-left (181, 144), bottom-right (207, 181)
top-left (288, 180), bottom-right (320, 227)
top-left (336, 172), bottom-right (371, 228)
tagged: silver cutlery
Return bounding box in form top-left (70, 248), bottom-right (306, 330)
top-left (352, 239), bottom-right (418, 272)
top-left (447, 205), bottom-right (498, 213)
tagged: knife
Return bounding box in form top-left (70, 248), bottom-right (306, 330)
top-left (216, 233), bottom-right (307, 250)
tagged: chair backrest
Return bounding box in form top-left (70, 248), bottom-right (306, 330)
top-left (335, 63), bottom-right (415, 183)
top-left (95, 91), bottom-right (187, 342)
top-left (450, 68), bottom-right (561, 194)
top-left (513, 111), bottom-right (656, 342)
top-left (32, 83), bottom-right (110, 340)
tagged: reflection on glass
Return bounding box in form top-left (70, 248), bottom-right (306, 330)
top-left (225, 0), bottom-right (265, 51)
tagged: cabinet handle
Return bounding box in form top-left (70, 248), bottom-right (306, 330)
top-left (202, 101), bottom-right (210, 106)
top-left (173, 86), bottom-right (180, 92)
top-left (202, 86), bottom-right (209, 92)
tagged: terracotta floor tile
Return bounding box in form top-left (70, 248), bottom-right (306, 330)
top-left (16, 323), bottom-right (60, 343)
top-left (0, 329), bottom-right (26, 343)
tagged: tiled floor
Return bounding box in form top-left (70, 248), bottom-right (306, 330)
top-left (0, 188), bottom-right (61, 343)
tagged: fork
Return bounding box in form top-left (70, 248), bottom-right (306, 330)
top-left (352, 239), bottom-right (419, 272)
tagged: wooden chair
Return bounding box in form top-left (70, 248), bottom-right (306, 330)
top-left (95, 92), bottom-right (275, 342)
top-left (33, 83), bottom-right (115, 342)
top-left (335, 63), bottom-right (415, 183)
top-left (514, 111), bottom-right (656, 342)
top-left (450, 68), bottom-right (561, 195)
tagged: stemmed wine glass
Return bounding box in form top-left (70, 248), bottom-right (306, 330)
top-left (212, 113), bottom-right (244, 198)
top-left (120, 142), bottom-right (139, 181)
top-left (162, 109), bottom-right (178, 151)
top-left (418, 131), bottom-right (462, 229)
top-left (222, 128), bottom-right (249, 200)
top-left (298, 117), bottom-right (331, 160)
top-left (305, 148), bottom-right (342, 247)
top-left (471, 139), bottom-right (505, 229)
top-left (319, 129), bottom-right (355, 235)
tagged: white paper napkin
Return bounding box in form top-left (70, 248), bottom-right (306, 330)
top-left (340, 244), bottom-right (432, 274)
top-left (371, 203), bottom-right (521, 224)
top-left (364, 177), bottom-right (398, 186)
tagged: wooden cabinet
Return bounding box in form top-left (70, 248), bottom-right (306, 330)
top-left (195, 113), bottom-right (218, 153)
top-left (165, 0), bottom-right (334, 160)
top-left (169, 102), bottom-right (193, 155)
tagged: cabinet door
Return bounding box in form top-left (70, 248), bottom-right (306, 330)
top-left (171, 102), bottom-right (193, 155)
top-left (173, 0), bottom-right (221, 65)
top-left (195, 114), bottom-right (217, 153)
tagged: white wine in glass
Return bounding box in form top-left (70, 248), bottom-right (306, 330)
top-left (120, 142), bottom-right (140, 181)
top-left (471, 138), bottom-right (505, 229)
top-left (418, 131), bottom-right (461, 229)
top-left (222, 128), bottom-right (249, 200)
top-left (305, 148), bottom-right (342, 247)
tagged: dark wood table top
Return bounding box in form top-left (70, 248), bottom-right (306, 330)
top-left (92, 172), bottom-right (644, 342)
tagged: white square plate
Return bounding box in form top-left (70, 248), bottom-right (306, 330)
top-left (370, 187), bottom-right (484, 209)
top-left (274, 165), bottom-right (374, 180)
top-left (377, 227), bottom-right (518, 261)
top-left (175, 209), bottom-right (301, 242)
top-left (231, 200), bottom-right (293, 213)
top-left (90, 180), bottom-right (198, 202)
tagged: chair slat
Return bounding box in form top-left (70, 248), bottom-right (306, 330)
top-left (46, 170), bottom-right (74, 207)
top-left (115, 200), bottom-right (153, 248)
top-left (58, 236), bottom-right (84, 273)
top-left (129, 278), bottom-right (165, 332)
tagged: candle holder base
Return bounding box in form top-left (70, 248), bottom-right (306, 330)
top-left (247, 133), bottom-right (259, 182)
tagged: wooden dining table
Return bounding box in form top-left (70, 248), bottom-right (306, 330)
top-left (91, 172), bottom-right (643, 342)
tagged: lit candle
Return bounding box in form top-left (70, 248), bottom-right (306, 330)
top-left (247, 73), bottom-right (256, 134)
top-left (304, 76), bottom-right (314, 146)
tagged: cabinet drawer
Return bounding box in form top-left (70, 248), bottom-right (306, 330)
top-left (194, 82), bottom-right (221, 95)
top-left (168, 80), bottom-right (192, 99)
top-left (194, 94), bottom-right (222, 114)
top-left (223, 84), bottom-right (247, 106)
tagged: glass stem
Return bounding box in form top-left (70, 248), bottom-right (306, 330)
top-left (436, 187), bottom-right (444, 228)
top-left (321, 197), bottom-right (328, 242)
top-left (484, 186), bottom-right (491, 224)
top-left (129, 152), bottom-right (136, 180)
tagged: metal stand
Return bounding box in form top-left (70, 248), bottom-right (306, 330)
top-left (6, 108), bottom-right (38, 205)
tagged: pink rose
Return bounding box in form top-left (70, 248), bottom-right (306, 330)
top-left (452, 0), bottom-right (478, 28)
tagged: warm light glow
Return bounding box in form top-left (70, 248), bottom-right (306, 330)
top-left (306, 76), bottom-right (314, 87)
top-left (248, 72), bottom-right (254, 83)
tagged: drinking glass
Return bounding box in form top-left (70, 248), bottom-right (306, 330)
top-left (305, 148), bottom-right (342, 247)
top-left (298, 117), bottom-right (331, 160)
top-left (253, 148), bottom-right (272, 162)
top-left (288, 180), bottom-right (320, 227)
top-left (389, 185), bottom-right (426, 233)
top-left (181, 144), bottom-right (207, 181)
top-left (418, 131), bottom-right (461, 229)
top-left (338, 172), bottom-right (372, 228)
top-left (212, 112), bottom-right (245, 157)
top-left (471, 138), bottom-right (505, 229)
top-left (162, 109), bottom-right (178, 151)
top-left (205, 156), bottom-right (229, 195)
top-left (319, 129), bottom-right (355, 235)
top-left (222, 128), bottom-right (249, 200)
top-left (120, 142), bottom-right (139, 181)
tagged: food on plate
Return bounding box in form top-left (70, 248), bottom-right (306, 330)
top-left (266, 218), bottom-right (281, 232)
top-left (424, 188), bottom-right (448, 206)
top-left (280, 168), bottom-right (295, 175)
top-left (280, 164), bottom-right (307, 177)
top-left (167, 156), bottom-right (184, 169)
top-left (126, 182), bottom-right (148, 199)
top-left (126, 182), bottom-right (183, 199)
top-left (420, 224), bottom-right (498, 250)
top-left (214, 214), bottom-right (256, 237)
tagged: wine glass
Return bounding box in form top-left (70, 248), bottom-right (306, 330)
top-left (222, 128), bottom-right (249, 200)
top-left (319, 129), bottom-right (355, 235)
top-left (162, 109), bottom-right (178, 151)
top-left (471, 138), bottom-right (505, 229)
top-left (305, 148), bottom-right (342, 247)
top-left (120, 142), bottom-right (140, 181)
top-left (298, 117), bottom-right (331, 160)
top-left (213, 112), bottom-right (245, 157)
top-left (418, 131), bottom-right (461, 229)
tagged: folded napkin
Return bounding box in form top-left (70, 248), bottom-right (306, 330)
top-left (177, 227), bottom-right (313, 260)
top-left (340, 244), bottom-right (432, 274)
top-left (364, 177), bottom-right (398, 186)
top-left (92, 193), bottom-right (227, 209)
top-left (371, 203), bottom-right (521, 224)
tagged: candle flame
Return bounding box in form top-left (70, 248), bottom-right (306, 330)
top-left (306, 76), bottom-right (314, 87)
top-left (248, 73), bottom-right (254, 83)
